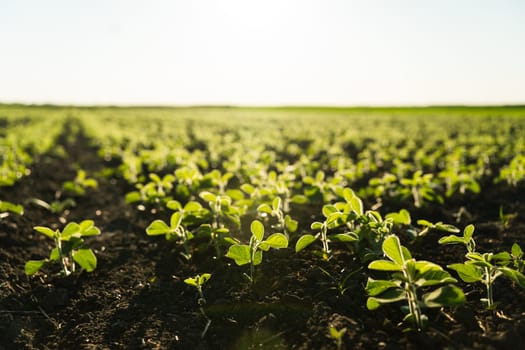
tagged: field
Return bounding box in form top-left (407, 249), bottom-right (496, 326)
top-left (1, 104), bottom-right (525, 349)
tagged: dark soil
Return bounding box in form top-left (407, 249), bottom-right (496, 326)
top-left (1, 123), bottom-right (525, 350)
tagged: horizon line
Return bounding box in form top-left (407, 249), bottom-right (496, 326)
top-left (2, 101), bottom-right (525, 109)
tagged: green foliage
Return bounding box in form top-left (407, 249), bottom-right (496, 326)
top-left (184, 273), bottom-right (211, 302)
top-left (499, 206), bottom-right (517, 229)
top-left (295, 188), bottom-right (363, 260)
top-left (366, 235), bottom-right (465, 331)
top-left (439, 225), bottom-right (525, 308)
top-left (0, 200), bottom-right (23, 219)
top-left (498, 154), bottom-right (525, 186)
top-left (399, 171), bottom-right (443, 208)
top-left (29, 197), bottom-right (76, 215)
top-left (328, 325), bottom-right (347, 350)
top-left (125, 173), bottom-right (175, 206)
top-left (62, 169), bottom-right (98, 196)
top-left (25, 220), bottom-right (101, 276)
top-left (184, 273), bottom-right (212, 338)
top-left (226, 219), bottom-right (288, 284)
top-left (257, 196), bottom-right (298, 238)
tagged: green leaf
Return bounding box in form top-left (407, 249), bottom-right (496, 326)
top-left (184, 201), bottom-right (202, 212)
top-left (170, 211), bottom-right (183, 230)
top-left (24, 260), bottom-right (46, 275)
top-left (290, 194), bottom-right (308, 204)
top-left (434, 223), bottom-right (460, 233)
top-left (79, 220), bottom-right (100, 236)
top-left (199, 191), bottom-right (217, 203)
top-left (146, 220), bottom-right (170, 235)
top-left (463, 224), bottom-right (475, 241)
top-left (0, 201), bottom-right (24, 215)
top-left (416, 266), bottom-right (457, 286)
top-left (511, 243), bottom-right (523, 258)
top-left (241, 183), bottom-right (255, 194)
top-left (199, 273), bottom-right (211, 285)
top-left (417, 219), bottom-right (433, 227)
top-left (167, 200), bottom-right (182, 211)
top-left (272, 197), bottom-right (281, 211)
top-left (49, 247), bottom-right (60, 261)
top-left (125, 191), bottom-right (141, 204)
top-left (492, 251), bottom-right (511, 263)
top-left (264, 233), bottom-right (288, 249)
top-left (349, 196), bottom-right (363, 216)
top-left (466, 253), bottom-right (493, 268)
top-left (499, 267), bottom-right (525, 288)
top-left (258, 241), bottom-right (270, 251)
top-left (423, 285), bottom-right (465, 308)
top-left (257, 204), bottom-right (273, 215)
top-left (342, 188), bottom-right (356, 203)
top-left (184, 277), bottom-right (197, 287)
top-left (72, 248), bottom-right (97, 272)
top-left (365, 278), bottom-right (400, 296)
top-left (386, 209), bottom-right (411, 225)
top-left (295, 234), bottom-right (317, 252)
top-left (225, 245), bottom-right (251, 266)
top-left (62, 222), bottom-right (81, 240)
top-left (382, 235), bottom-right (405, 265)
top-left (253, 250), bottom-right (263, 266)
top-left (368, 260), bottom-right (403, 271)
top-left (285, 215), bottom-right (298, 233)
top-left (322, 204), bottom-right (338, 218)
top-left (366, 297), bottom-right (382, 310)
top-left (366, 289), bottom-right (406, 310)
top-left (311, 221), bottom-right (323, 230)
top-left (329, 326), bottom-right (347, 339)
top-left (326, 212), bottom-right (342, 226)
top-left (448, 263), bottom-right (483, 282)
top-left (438, 235), bottom-right (465, 245)
top-left (251, 220), bottom-right (265, 241)
top-left (34, 226), bottom-right (56, 239)
top-left (331, 233), bottom-right (358, 242)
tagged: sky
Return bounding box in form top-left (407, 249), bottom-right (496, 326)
top-left (1, 0), bottom-right (524, 106)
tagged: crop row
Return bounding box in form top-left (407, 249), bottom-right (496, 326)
top-left (1, 105), bottom-right (525, 338)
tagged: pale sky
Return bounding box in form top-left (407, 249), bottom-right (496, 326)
top-left (1, 0), bottom-right (524, 106)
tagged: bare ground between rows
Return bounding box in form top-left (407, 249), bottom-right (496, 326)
top-left (1, 123), bottom-right (525, 349)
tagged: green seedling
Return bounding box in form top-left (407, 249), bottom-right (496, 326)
top-left (303, 170), bottom-right (342, 202)
top-left (174, 166), bottom-right (203, 200)
top-left (62, 169), bottom-right (98, 196)
top-left (204, 169), bottom-right (233, 194)
top-left (29, 197), bottom-right (76, 215)
top-left (0, 200), bottom-right (23, 219)
top-left (399, 170), bottom-right (443, 208)
top-left (385, 210), bottom-right (458, 242)
top-left (328, 325), bottom-right (347, 350)
top-left (439, 224), bottom-right (525, 309)
top-left (225, 220), bottom-right (288, 284)
top-left (498, 154), bottom-right (525, 186)
top-left (511, 243), bottom-right (524, 273)
top-left (499, 206), bottom-right (517, 229)
top-left (257, 196), bottom-right (298, 239)
top-left (125, 173), bottom-right (174, 205)
top-left (146, 200), bottom-right (207, 258)
top-left (184, 273), bottom-right (212, 338)
top-left (25, 220), bottom-right (101, 276)
top-left (295, 201), bottom-right (359, 260)
top-left (199, 191), bottom-right (241, 256)
top-left (366, 235), bottom-right (465, 331)
top-left (413, 219), bottom-right (460, 239)
top-left (438, 169), bottom-right (480, 197)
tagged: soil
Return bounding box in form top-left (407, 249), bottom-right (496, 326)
top-left (1, 123), bottom-right (525, 350)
